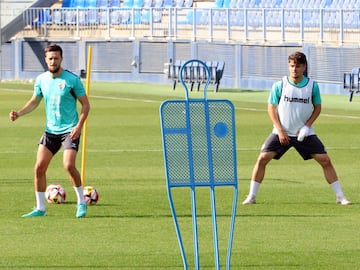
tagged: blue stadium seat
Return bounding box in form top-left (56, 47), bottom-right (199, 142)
top-left (143, 0), bottom-right (152, 7)
top-left (273, 0), bottom-right (282, 7)
top-left (86, 0), bottom-right (98, 24)
top-left (97, 0), bottom-right (108, 7)
top-left (133, 0), bottom-right (143, 23)
top-left (222, 0), bottom-right (231, 8)
top-left (325, 0), bottom-right (332, 7)
top-left (109, 0), bottom-right (121, 24)
top-left (32, 9), bottom-right (52, 25)
top-left (71, 0), bottom-right (86, 24)
top-left (123, 0), bottom-right (134, 7)
top-left (73, 0), bottom-right (85, 7)
top-left (163, 0), bottom-right (174, 7)
top-left (154, 0), bottom-right (163, 7)
top-left (184, 0), bottom-right (193, 7)
top-left (62, 0), bottom-right (73, 8)
top-left (109, 0), bottom-right (121, 7)
top-left (214, 0), bottom-right (224, 8)
top-left (97, 0), bottom-right (109, 24)
top-left (175, 0), bottom-right (184, 7)
top-left (134, 0), bottom-right (144, 7)
top-left (86, 0), bottom-right (97, 7)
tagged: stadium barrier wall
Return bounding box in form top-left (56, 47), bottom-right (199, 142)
top-left (1, 38), bottom-right (360, 95)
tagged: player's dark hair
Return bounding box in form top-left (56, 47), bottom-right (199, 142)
top-left (45, 44), bottom-right (63, 58)
top-left (288, 51), bottom-right (307, 66)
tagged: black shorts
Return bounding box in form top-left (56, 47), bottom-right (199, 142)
top-left (261, 133), bottom-right (327, 160)
top-left (38, 132), bottom-right (80, 155)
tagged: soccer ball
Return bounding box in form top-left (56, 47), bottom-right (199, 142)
top-left (83, 186), bottom-right (99, 205)
top-left (45, 184), bottom-right (66, 204)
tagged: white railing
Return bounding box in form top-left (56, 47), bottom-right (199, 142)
top-left (17, 7), bottom-right (360, 44)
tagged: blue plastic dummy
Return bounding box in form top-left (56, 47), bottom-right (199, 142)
top-left (160, 59), bottom-right (238, 270)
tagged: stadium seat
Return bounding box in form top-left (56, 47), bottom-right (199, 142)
top-left (110, 0), bottom-right (122, 24)
top-left (222, 0), bottom-right (231, 8)
top-left (154, 0), bottom-right (163, 7)
top-left (32, 9), bottom-right (52, 25)
top-left (141, 9), bottom-right (150, 23)
top-left (109, 0), bottom-right (121, 7)
top-left (249, 0), bottom-right (259, 8)
top-left (184, 0), bottom-right (193, 7)
top-left (72, 0), bottom-right (87, 25)
top-left (163, 0), bottom-right (174, 7)
top-left (53, 8), bottom-right (63, 24)
top-left (62, 0), bottom-right (73, 8)
top-left (134, 0), bottom-right (144, 7)
top-left (120, 9), bottom-right (131, 23)
top-left (97, 0), bottom-right (109, 24)
top-left (143, 0), bottom-right (152, 7)
top-left (123, 0), bottom-right (134, 7)
top-left (133, 0), bottom-right (143, 23)
top-left (110, 9), bottom-right (122, 24)
top-left (86, 0), bottom-right (98, 24)
top-left (72, 0), bottom-right (84, 7)
top-left (97, 0), bottom-right (108, 7)
top-left (175, 0), bottom-right (184, 7)
top-left (273, 0), bottom-right (282, 7)
top-left (325, 0), bottom-right (332, 7)
top-left (214, 0), bottom-right (224, 8)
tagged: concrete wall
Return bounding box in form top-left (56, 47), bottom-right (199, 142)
top-left (1, 37), bottom-right (359, 95)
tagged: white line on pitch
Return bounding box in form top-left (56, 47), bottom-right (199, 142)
top-left (2, 88), bottom-right (359, 119)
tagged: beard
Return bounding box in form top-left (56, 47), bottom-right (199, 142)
top-left (49, 66), bottom-right (60, 74)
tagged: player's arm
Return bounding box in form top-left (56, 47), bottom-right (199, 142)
top-left (268, 103), bottom-right (290, 145)
top-left (70, 94), bottom-right (90, 140)
top-left (304, 104), bottom-right (321, 127)
top-left (268, 79), bottom-right (290, 145)
top-left (9, 95), bottom-right (42, 121)
top-left (304, 82), bottom-right (322, 127)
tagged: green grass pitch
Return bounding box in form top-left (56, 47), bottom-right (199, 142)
top-left (1, 80), bottom-right (360, 269)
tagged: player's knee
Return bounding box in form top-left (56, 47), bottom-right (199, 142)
top-left (257, 153), bottom-right (272, 166)
top-left (63, 162), bottom-right (76, 173)
top-left (315, 154), bottom-right (332, 168)
top-left (34, 162), bottom-right (47, 175)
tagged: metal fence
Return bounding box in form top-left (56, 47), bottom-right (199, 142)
top-left (19, 7), bottom-right (360, 44)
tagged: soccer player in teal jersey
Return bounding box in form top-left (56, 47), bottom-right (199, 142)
top-left (9, 44), bottom-right (90, 217)
top-left (242, 51), bottom-right (351, 205)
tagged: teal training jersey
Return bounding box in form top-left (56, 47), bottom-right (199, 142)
top-left (34, 70), bottom-right (86, 134)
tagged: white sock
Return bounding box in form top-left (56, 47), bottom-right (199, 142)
top-left (330, 180), bottom-right (344, 198)
top-left (36, 192), bottom-right (46, 211)
top-left (249, 180), bottom-right (260, 197)
top-left (74, 186), bottom-right (85, 205)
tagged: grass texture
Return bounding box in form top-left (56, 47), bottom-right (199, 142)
top-left (0, 81), bottom-right (360, 269)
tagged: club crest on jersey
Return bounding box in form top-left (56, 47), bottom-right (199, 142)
top-left (58, 81), bottom-right (65, 91)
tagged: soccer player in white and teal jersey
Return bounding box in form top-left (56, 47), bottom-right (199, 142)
top-left (9, 44), bottom-right (90, 217)
top-left (242, 51), bottom-right (351, 205)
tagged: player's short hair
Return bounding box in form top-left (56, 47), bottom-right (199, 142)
top-left (45, 44), bottom-right (63, 58)
top-left (288, 51), bottom-right (307, 66)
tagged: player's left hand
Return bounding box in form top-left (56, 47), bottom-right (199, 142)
top-left (297, 125), bottom-right (310, 142)
top-left (70, 126), bottom-right (81, 140)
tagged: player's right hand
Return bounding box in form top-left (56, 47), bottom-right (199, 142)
top-left (278, 130), bottom-right (290, 145)
top-left (9, 110), bottom-right (19, 121)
